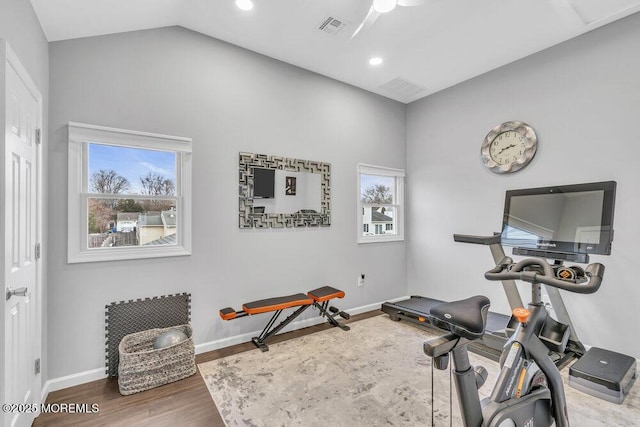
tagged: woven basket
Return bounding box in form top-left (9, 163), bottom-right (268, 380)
top-left (118, 324), bottom-right (196, 395)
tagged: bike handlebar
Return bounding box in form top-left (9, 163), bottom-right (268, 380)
top-left (484, 257), bottom-right (605, 294)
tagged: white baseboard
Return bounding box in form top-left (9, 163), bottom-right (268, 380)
top-left (41, 367), bottom-right (107, 403)
top-left (41, 299), bottom-right (397, 395)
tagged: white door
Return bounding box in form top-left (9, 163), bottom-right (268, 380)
top-left (1, 40), bottom-right (42, 427)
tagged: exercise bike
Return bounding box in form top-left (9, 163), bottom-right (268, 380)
top-left (423, 256), bottom-right (605, 427)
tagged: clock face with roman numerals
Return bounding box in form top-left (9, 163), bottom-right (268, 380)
top-left (490, 131), bottom-right (527, 165)
top-left (481, 122), bottom-right (537, 174)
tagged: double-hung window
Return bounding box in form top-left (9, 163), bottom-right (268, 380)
top-left (68, 122), bottom-right (192, 263)
top-left (357, 164), bottom-right (405, 243)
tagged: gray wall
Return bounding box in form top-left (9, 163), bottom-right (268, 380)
top-left (0, 0), bottom-right (49, 394)
top-left (406, 12), bottom-right (640, 358)
top-left (48, 27), bottom-right (407, 379)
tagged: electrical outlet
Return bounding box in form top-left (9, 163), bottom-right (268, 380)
top-left (358, 274), bottom-right (365, 287)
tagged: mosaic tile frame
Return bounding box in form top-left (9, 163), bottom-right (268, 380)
top-left (239, 152), bottom-right (331, 228)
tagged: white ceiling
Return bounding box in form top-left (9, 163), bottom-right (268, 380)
top-left (30, 0), bottom-right (640, 103)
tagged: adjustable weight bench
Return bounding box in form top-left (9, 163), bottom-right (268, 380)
top-left (219, 285), bottom-right (350, 351)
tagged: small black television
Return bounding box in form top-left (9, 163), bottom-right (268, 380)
top-left (253, 168), bottom-right (275, 198)
top-left (501, 181), bottom-right (616, 261)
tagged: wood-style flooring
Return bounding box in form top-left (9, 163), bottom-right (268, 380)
top-left (33, 310), bottom-right (382, 427)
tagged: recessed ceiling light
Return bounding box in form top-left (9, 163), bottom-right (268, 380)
top-left (369, 57), bottom-right (383, 66)
top-left (373, 0), bottom-right (397, 13)
top-left (236, 0), bottom-right (253, 11)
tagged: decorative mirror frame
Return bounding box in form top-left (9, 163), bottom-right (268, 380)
top-left (239, 152), bottom-right (331, 228)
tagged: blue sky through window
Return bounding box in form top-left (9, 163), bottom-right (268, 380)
top-left (89, 144), bottom-right (176, 194)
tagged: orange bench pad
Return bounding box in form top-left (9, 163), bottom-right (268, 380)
top-left (308, 286), bottom-right (345, 303)
top-left (242, 293), bottom-right (314, 315)
top-left (219, 307), bottom-right (237, 320)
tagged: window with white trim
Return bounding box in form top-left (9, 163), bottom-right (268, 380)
top-left (357, 164), bottom-right (405, 243)
top-left (68, 122), bottom-right (192, 263)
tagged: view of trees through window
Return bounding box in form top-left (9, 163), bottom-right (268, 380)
top-left (87, 144), bottom-right (178, 248)
top-left (361, 183), bottom-right (392, 204)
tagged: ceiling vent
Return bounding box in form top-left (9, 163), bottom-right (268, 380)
top-left (317, 15), bottom-right (347, 36)
top-left (378, 77), bottom-right (427, 101)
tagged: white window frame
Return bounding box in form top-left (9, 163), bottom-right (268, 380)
top-left (68, 122), bottom-right (192, 263)
top-left (357, 164), bottom-right (405, 244)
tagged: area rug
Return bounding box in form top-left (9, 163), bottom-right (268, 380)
top-left (199, 315), bottom-right (476, 426)
top-left (199, 315), bottom-right (640, 427)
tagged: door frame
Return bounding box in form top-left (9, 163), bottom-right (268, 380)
top-left (0, 38), bottom-right (44, 421)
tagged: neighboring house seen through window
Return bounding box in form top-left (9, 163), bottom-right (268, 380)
top-left (358, 164), bottom-right (404, 243)
top-left (68, 122), bottom-right (192, 263)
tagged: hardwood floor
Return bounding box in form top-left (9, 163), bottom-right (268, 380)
top-left (33, 310), bottom-right (382, 427)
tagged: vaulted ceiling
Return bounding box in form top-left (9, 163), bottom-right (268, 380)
top-left (31, 0), bottom-right (640, 103)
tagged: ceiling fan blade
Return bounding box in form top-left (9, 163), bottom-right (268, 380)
top-left (350, 5), bottom-right (381, 40)
top-left (397, 0), bottom-right (424, 7)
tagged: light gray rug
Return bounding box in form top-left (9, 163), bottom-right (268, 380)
top-left (199, 315), bottom-right (640, 426)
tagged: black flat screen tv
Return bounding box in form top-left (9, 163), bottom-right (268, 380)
top-left (501, 181), bottom-right (616, 260)
top-left (253, 168), bottom-right (275, 199)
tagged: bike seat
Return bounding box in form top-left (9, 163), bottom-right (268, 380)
top-left (429, 295), bottom-right (490, 340)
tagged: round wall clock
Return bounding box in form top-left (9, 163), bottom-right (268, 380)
top-left (480, 121), bottom-right (537, 174)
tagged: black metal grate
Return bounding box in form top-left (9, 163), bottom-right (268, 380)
top-left (105, 293), bottom-right (191, 376)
